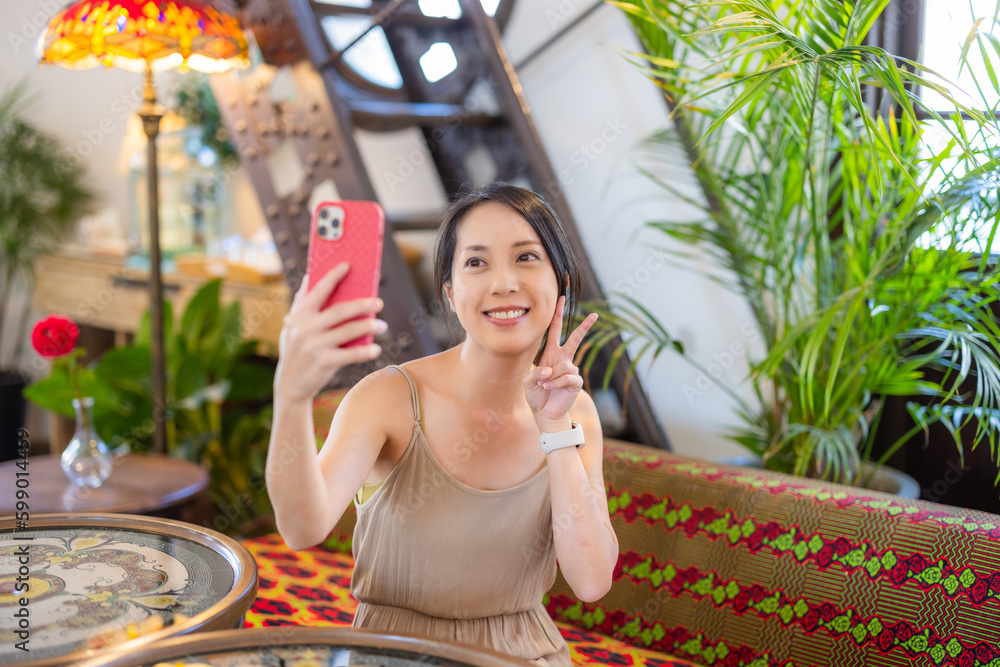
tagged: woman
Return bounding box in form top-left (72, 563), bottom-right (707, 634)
top-left (266, 183), bottom-right (619, 665)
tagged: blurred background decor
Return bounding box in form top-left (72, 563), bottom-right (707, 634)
top-left (0, 80), bottom-right (97, 463)
top-left (25, 278), bottom-right (276, 535)
top-left (37, 0), bottom-right (250, 455)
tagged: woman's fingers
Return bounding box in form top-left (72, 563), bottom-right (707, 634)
top-left (317, 316), bottom-right (386, 349)
top-left (563, 312), bottom-right (599, 361)
top-left (540, 374), bottom-right (584, 391)
top-left (308, 296), bottom-right (383, 332)
top-left (544, 295), bottom-right (566, 350)
top-left (322, 341), bottom-right (382, 367)
top-left (296, 263), bottom-right (349, 314)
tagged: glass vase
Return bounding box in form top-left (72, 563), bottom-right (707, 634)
top-left (61, 397), bottom-right (113, 488)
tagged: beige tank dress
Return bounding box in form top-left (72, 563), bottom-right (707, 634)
top-left (350, 365), bottom-right (573, 666)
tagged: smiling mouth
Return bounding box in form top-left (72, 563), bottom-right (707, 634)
top-left (483, 308), bottom-right (529, 320)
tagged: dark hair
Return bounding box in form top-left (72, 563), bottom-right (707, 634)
top-left (433, 183), bottom-right (581, 357)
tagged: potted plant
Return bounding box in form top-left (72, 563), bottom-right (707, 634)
top-left (25, 279), bottom-right (276, 535)
top-left (582, 0), bottom-right (1000, 487)
top-left (0, 79), bottom-right (97, 461)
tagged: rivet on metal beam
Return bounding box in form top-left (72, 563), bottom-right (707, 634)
top-left (285, 257), bottom-right (296, 269)
top-left (311, 101), bottom-right (321, 112)
top-left (235, 119), bottom-right (247, 132)
top-left (245, 147), bottom-right (258, 160)
top-left (288, 204), bottom-right (301, 216)
top-left (317, 127), bottom-right (330, 139)
top-left (258, 123), bottom-right (270, 136)
top-left (304, 167), bottom-right (314, 178)
top-left (295, 190), bottom-right (307, 204)
top-left (299, 234), bottom-right (309, 247)
top-left (325, 152), bottom-right (338, 166)
top-left (246, 94), bottom-right (257, 106)
top-left (307, 153), bottom-right (319, 165)
top-left (274, 230), bottom-right (288, 244)
top-left (298, 125), bottom-right (309, 136)
top-left (227, 95), bottom-right (237, 108)
top-left (266, 205), bottom-right (279, 218)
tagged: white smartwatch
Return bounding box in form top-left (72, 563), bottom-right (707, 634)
top-left (538, 422), bottom-right (586, 454)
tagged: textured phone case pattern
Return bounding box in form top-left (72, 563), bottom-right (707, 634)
top-left (307, 201), bottom-right (385, 348)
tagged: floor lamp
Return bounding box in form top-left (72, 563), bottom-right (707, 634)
top-left (37, 1), bottom-right (249, 454)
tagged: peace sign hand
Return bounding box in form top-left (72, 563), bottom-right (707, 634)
top-left (524, 295), bottom-right (599, 426)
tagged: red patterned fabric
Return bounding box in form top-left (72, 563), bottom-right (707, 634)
top-left (242, 392), bottom-right (1000, 666)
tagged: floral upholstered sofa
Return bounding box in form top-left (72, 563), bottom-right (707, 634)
top-left (241, 391), bottom-right (1000, 666)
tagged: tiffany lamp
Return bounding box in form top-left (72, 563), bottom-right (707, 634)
top-left (37, 1), bottom-right (249, 453)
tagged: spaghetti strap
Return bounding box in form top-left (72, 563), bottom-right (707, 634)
top-left (388, 364), bottom-right (422, 428)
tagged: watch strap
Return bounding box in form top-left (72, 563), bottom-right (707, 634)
top-left (538, 422), bottom-right (585, 454)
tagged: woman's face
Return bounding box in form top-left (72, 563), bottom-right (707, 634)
top-left (446, 202), bottom-right (560, 355)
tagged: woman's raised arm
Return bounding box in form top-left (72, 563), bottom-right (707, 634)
top-left (266, 265), bottom-right (386, 549)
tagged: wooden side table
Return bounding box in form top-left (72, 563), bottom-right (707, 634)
top-left (0, 454), bottom-right (208, 516)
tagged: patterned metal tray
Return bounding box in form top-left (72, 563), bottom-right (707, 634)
top-left (0, 513), bottom-right (257, 667)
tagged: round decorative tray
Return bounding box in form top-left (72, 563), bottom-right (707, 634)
top-left (0, 513), bottom-right (257, 667)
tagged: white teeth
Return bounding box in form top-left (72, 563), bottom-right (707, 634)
top-left (487, 309), bottom-right (526, 320)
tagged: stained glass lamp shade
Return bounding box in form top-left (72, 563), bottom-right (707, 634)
top-left (37, 0), bottom-right (249, 454)
top-left (37, 0), bottom-right (248, 73)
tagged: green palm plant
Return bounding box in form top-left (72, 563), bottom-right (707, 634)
top-left (583, 0), bottom-right (1000, 485)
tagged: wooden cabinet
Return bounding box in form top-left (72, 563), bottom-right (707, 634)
top-left (33, 248), bottom-right (291, 356)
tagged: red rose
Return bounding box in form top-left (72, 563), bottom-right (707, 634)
top-left (970, 578), bottom-right (989, 604)
top-left (976, 643), bottom-right (995, 662)
top-left (701, 507), bottom-right (718, 523)
top-left (684, 516), bottom-right (701, 533)
top-left (890, 562), bottom-right (909, 585)
top-left (908, 554), bottom-right (928, 574)
top-left (765, 523), bottom-right (782, 540)
top-left (990, 573), bottom-right (1000, 592)
top-left (958, 651), bottom-right (974, 667)
top-left (748, 530), bottom-right (765, 551)
top-left (818, 603), bottom-right (836, 622)
top-left (802, 609), bottom-right (820, 632)
top-left (733, 591), bottom-right (751, 612)
top-left (748, 585), bottom-right (766, 603)
top-left (895, 621), bottom-right (913, 641)
top-left (737, 647), bottom-right (754, 663)
top-left (833, 537), bottom-right (852, 556)
top-left (31, 315), bottom-right (79, 358)
top-left (876, 629), bottom-right (894, 651)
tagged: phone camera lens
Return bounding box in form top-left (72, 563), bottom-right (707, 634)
top-left (332, 218), bottom-right (341, 227)
top-left (318, 225), bottom-right (327, 236)
top-left (320, 209), bottom-right (329, 219)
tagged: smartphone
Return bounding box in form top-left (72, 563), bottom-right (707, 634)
top-left (306, 200), bottom-right (386, 347)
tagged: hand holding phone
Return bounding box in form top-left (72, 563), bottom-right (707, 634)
top-left (306, 200), bottom-right (385, 347)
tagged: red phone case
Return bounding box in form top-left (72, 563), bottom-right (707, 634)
top-left (306, 200), bottom-right (385, 347)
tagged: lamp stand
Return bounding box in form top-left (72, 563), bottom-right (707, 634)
top-left (139, 63), bottom-right (168, 455)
